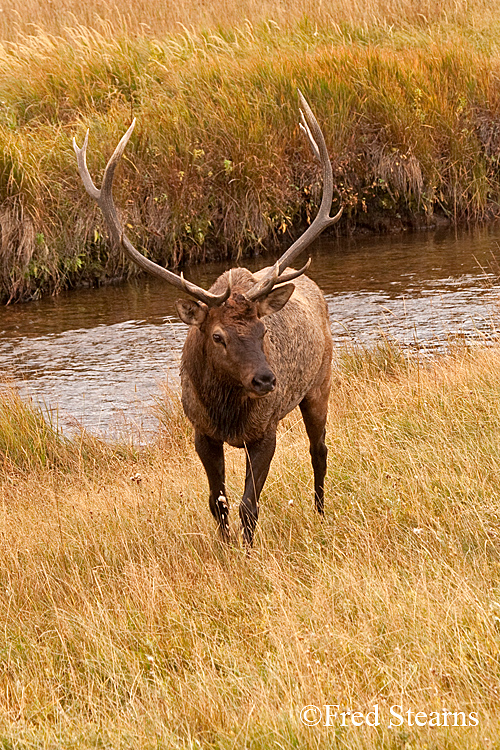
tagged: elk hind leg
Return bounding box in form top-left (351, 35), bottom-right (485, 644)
top-left (299, 390), bottom-right (329, 515)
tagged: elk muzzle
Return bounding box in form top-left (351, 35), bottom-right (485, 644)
top-left (248, 367), bottom-right (276, 397)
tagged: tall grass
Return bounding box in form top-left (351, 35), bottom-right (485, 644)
top-left (0, 385), bottom-right (129, 474)
top-left (2, 346), bottom-right (500, 746)
top-left (0, 0), bottom-right (496, 40)
top-left (1, 1), bottom-right (500, 302)
top-left (0, 386), bottom-right (73, 471)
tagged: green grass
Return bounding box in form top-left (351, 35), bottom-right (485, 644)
top-left (1, 346), bottom-right (500, 746)
top-left (0, 5), bottom-right (500, 300)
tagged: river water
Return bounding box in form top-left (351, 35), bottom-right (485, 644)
top-left (1, 226), bottom-right (499, 438)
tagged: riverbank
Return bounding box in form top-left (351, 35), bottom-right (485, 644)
top-left (1, 2), bottom-right (500, 302)
top-left (1, 343), bottom-right (500, 746)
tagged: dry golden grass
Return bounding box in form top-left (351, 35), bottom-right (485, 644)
top-left (1, 346), bottom-right (500, 747)
top-left (0, 0), bottom-right (496, 40)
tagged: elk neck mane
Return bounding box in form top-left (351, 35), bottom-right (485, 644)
top-left (183, 332), bottom-right (253, 442)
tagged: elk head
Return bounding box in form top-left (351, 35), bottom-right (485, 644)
top-left (177, 283), bottom-right (296, 397)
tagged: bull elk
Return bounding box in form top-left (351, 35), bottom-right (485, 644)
top-left (74, 92), bottom-right (342, 546)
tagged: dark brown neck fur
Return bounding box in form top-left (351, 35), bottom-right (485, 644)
top-left (184, 336), bottom-right (253, 442)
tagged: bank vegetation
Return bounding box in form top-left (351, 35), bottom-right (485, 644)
top-left (0, 0), bottom-right (499, 300)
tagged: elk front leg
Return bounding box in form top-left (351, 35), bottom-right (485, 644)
top-left (239, 432), bottom-right (277, 547)
top-left (194, 431), bottom-right (230, 541)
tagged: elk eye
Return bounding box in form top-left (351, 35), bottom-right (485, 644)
top-left (212, 332), bottom-right (225, 345)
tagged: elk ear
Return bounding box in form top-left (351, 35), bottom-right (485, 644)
top-left (257, 283), bottom-right (295, 317)
top-left (176, 299), bottom-right (208, 326)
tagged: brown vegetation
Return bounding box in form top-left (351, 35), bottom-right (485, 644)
top-left (0, 1), bottom-right (500, 300)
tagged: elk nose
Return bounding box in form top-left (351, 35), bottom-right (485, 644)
top-left (251, 371), bottom-right (276, 395)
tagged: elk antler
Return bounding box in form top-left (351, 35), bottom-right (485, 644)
top-left (73, 121), bottom-right (231, 307)
top-left (246, 90), bottom-right (342, 302)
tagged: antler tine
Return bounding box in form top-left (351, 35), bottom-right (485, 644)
top-left (246, 258), bottom-right (312, 301)
top-left (246, 261), bottom-right (280, 302)
top-left (74, 122), bottom-right (231, 308)
top-left (299, 110), bottom-right (321, 163)
top-left (101, 119), bottom-right (137, 196)
top-left (73, 129), bottom-right (100, 200)
top-left (246, 90), bottom-right (342, 303)
top-left (275, 257), bottom-right (311, 283)
top-left (180, 268), bottom-right (233, 306)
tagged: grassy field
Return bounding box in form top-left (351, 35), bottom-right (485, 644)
top-left (1, 1), bottom-right (500, 300)
top-left (1, 344), bottom-right (500, 747)
top-left (3, 3), bottom-right (500, 747)
top-left (0, 0), bottom-right (496, 41)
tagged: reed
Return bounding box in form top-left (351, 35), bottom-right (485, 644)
top-left (1, 6), bottom-right (500, 301)
top-left (1, 344), bottom-right (500, 746)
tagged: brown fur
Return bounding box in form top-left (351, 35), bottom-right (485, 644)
top-left (181, 268), bottom-right (331, 443)
top-left (179, 266), bottom-right (333, 545)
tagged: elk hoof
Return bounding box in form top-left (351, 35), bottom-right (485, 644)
top-left (218, 522), bottom-right (231, 544)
